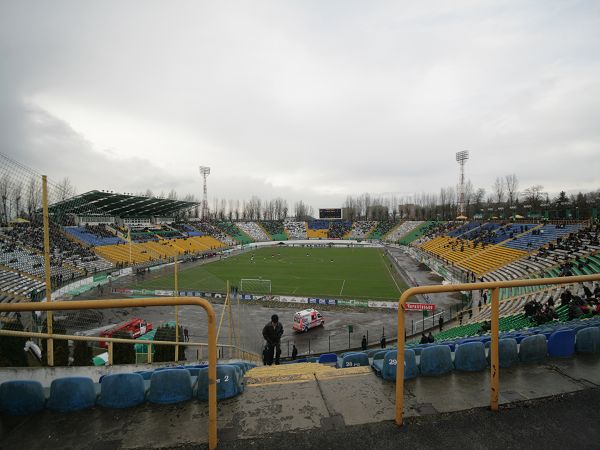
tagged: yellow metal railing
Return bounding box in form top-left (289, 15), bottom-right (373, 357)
top-left (395, 273), bottom-right (600, 426)
top-left (0, 296), bottom-right (220, 450)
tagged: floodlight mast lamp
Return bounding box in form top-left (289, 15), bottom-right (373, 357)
top-left (456, 151), bottom-right (469, 217)
top-left (199, 166), bottom-right (211, 221)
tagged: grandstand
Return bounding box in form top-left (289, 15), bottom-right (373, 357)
top-left (367, 220), bottom-right (399, 240)
top-left (216, 221), bottom-right (253, 244)
top-left (384, 220), bottom-right (423, 243)
top-left (259, 220), bottom-right (288, 240)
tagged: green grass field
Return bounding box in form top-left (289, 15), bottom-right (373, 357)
top-left (138, 247), bottom-right (406, 300)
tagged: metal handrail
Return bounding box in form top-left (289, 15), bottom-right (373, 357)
top-left (395, 273), bottom-right (600, 426)
top-left (0, 296), bottom-right (219, 450)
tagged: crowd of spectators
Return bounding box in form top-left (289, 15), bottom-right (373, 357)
top-left (328, 221), bottom-right (352, 239)
top-left (523, 296), bottom-right (558, 325)
top-left (560, 285), bottom-right (600, 320)
top-left (283, 220), bottom-right (307, 239)
top-left (235, 221), bottom-right (270, 241)
top-left (192, 222), bottom-right (236, 245)
top-left (348, 221), bottom-right (376, 239)
top-left (259, 221), bottom-right (286, 237)
top-left (2, 223), bottom-right (112, 280)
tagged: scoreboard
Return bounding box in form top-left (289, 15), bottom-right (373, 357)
top-left (319, 208), bottom-right (342, 219)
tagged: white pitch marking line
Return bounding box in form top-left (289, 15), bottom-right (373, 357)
top-left (339, 279), bottom-right (346, 295)
top-left (382, 253), bottom-right (401, 292)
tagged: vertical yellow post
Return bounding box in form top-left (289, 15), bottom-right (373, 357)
top-left (395, 294), bottom-right (406, 426)
top-left (226, 282), bottom-right (234, 358)
top-left (490, 287), bottom-right (500, 411)
top-left (237, 283), bottom-right (241, 358)
top-left (108, 341), bottom-right (114, 366)
top-left (128, 228), bottom-right (132, 266)
top-left (41, 175), bottom-right (54, 366)
top-left (174, 254), bottom-right (179, 363)
top-left (206, 299), bottom-right (218, 450)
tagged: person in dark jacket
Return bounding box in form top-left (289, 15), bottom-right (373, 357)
top-left (420, 333), bottom-right (428, 344)
top-left (380, 335), bottom-right (386, 348)
top-left (262, 314), bottom-right (283, 365)
top-left (361, 335), bottom-right (367, 350)
top-left (291, 344), bottom-right (298, 360)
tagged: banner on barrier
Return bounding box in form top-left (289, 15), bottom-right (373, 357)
top-left (154, 290), bottom-right (173, 296)
top-left (367, 300), bottom-right (398, 309)
top-left (337, 299), bottom-right (368, 307)
top-left (279, 296), bottom-right (308, 304)
top-left (405, 302), bottom-right (436, 311)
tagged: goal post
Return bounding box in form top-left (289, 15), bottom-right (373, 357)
top-left (240, 278), bottom-right (272, 295)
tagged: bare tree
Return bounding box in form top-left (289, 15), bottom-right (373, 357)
top-left (493, 177), bottom-right (505, 204)
top-left (167, 189), bottom-right (178, 200)
top-left (294, 200), bottom-right (311, 220)
top-left (26, 177), bottom-right (42, 220)
top-left (55, 177), bottom-right (76, 202)
top-left (505, 174), bottom-right (519, 206)
top-left (12, 181), bottom-right (23, 219)
top-left (0, 174), bottom-right (11, 224)
top-left (523, 185), bottom-right (546, 208)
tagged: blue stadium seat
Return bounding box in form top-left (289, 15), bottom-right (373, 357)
top-left (0, 380), bottom-right (45, 416)
top-left (372, 350), bottom-right (388, 362)
top-left (197, 365), bottom-right (243, 401)
top-left (228, 362), bottom-right (248, 374)
top-left (373, 349), bottom-right (418, 381)
top-left (147, 369), bottom-right (193, 404)
top-left (454, 342), bottom-right (487, 372)
top-left (317, 353), bottom-right (337, 364)
top-left (519, 335), bottom-right (547, 363)
top-left (339, 352), bottom-right (370, 369)
top-left (575, 327), bottom-right (600, 354)
top-left (185, 367), bottom-right (203, 377)
top-left (135, 370), bottom-right (154, 381)
top-left (496, 338), bottom-right (519, 368)
top-left (98, 373), bottom-right (145, 409)
top-left (47, 377), bottom-right (97, 412)
top-left (548, 329), bottom-right (576, 358)
top-left (419, 345), bottom-right (453, 376)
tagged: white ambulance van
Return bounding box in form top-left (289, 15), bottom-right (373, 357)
top-left (293, 308), bottom-right (324, 332)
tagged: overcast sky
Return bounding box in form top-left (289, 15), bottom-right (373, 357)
top-left (1, 1), bottom-right (599, 210)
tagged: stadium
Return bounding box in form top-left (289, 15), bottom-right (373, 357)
top-left (1, 3), bottom-right (600, 450)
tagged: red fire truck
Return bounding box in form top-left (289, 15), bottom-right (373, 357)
top-left (99, 318), bottom-right (152, 348)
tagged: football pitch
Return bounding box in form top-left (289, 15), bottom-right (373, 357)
top-left (138, 247), bottom-right (407, 300)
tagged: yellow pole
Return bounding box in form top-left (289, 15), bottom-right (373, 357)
top-left (175, 254), bottom-right (179, 363)
top-left (128, 228), bottom-right (132, 266)
top-left (41, 175), bottom-right (53, 366)
top-left (395, 293), bottom-right (406, 425)
top-left (206, 299), bottom-right (218, 450)
top-left (216, 290), bottom-right (228, 342)
top-left (490, 287), bottom-right (500, 411)
top-left (226, 281), bottom-right (233, 358)
top-left (237, 284), bottom-right (241, 358)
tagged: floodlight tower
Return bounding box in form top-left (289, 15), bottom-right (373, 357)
top-left (456, 150), bottom-right (469, 217)
top-left (199, 166), bottom-right (211, 220)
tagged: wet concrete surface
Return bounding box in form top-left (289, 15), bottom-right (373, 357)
top-left (2, 355), bottom-right (598, 449)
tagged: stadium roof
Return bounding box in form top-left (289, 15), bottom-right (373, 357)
top-left (48, 190), bottom-right (199, 217)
